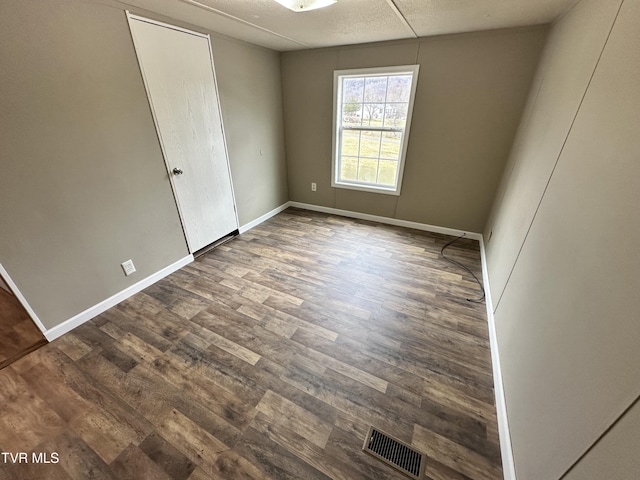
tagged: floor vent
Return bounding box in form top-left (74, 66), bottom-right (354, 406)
top-left (363, 427), bottom-right (426, 479)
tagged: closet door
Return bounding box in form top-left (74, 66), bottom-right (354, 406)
top-left (128, 14), bottom-right (238, 252)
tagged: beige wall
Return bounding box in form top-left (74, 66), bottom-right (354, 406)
top-left (0, 0), bottom-right (288, 329)
top-left (212, 37), bottom-right (289, 226)
top-left (484, 0), bottom-right (622, 305)
top-left (563, 399), bottom-right (640, 480)
top-left (483, 0), bottom-right (640, 478)
top-left (281, 28), bottom-right (547, 232)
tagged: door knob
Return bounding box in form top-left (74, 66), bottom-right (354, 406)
top-left (172, 167), bottom-right (183, 175)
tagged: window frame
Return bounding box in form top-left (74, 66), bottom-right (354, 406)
top-left (331, 65), bottom-right (420, 196)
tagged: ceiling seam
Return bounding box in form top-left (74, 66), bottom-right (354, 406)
top-left (178, 0), bottom-right (310, 48)
top-left (384, 0), bottom-right (419, 38)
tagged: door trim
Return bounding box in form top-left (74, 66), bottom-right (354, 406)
top-left (127, 12), bottom-right (211, 39)
top-left (126, 11), bottom-right (239, 252)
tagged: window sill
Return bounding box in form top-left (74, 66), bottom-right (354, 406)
top-left (332, 181), bottom-right (401, 196)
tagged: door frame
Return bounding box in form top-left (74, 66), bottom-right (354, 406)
top-left (0, 263), bottom-right (48, 336)
top-left (126, 12), bottom-right (239, 253)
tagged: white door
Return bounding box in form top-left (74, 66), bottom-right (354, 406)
top-left (128, 14), bottom-right (238, 252)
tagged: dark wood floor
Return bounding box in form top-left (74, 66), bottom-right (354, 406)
top-left (0, 208), bottom-right (501, 480)
top-left (0, 287), bottom-right (47, 370)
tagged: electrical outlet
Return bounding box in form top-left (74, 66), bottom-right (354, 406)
top-left (311, 182), bottom-right (317, 191)
top-left (121, 259), bottom-right (136, 276)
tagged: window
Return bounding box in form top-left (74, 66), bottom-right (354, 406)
top-left (332, 65), bottom-right (420, 195)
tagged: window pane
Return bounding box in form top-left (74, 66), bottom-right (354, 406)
top-left (358, 158), bottom-right (379, 183)
top-left (340, 156), bottom-right (358, 181)
top-left (382, 103), bottom-right (406, 128)
top-left (360, 131), bottom-right (381, 158)
top-left (383, 103), bottom-right (408, 128)
top-left (387, 75), bottom-right (412, 102)
top-left (342, 103), bottom-right (362, 126)
top-left (378, 160), bottom-right (398, 186)
top-left (362, 103), bottom-right (384, 126)
top-left (342, 77), bottom-right (364, 103)
top-left (381, 131), bottom-right (401, 160)
top-left (341, 131), bottom-right (360, 157)
top-left (363, 76), bottom-right (387, 103)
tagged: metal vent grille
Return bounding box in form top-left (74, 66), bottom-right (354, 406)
top-left (363, 427), bottom-right (425, 479)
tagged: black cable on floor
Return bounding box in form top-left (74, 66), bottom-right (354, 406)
top-left (440, 234), bottom-right (486, 303)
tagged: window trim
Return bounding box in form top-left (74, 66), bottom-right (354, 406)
top-left (331, 64), bottom-right (420, 196)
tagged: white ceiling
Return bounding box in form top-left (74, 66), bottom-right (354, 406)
top-left (124, 0), bottom-right (581, 51)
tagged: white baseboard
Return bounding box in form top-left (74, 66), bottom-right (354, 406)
top-left (0, 263), bottom-right (49, 336)
top-left (0, 276), bottom-right (10, 294)
top-left (43, 254), bottom-right (193, 341)
top-left (479, 238), bottom-right (516, 480)
top-left (288, 201), bottom-right (482, 240)
top-left (239, 202), bottom-right (292, 234)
